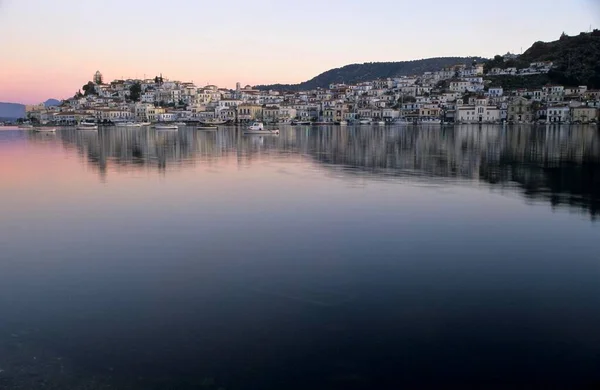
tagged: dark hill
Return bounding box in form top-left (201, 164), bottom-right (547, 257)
top-left (256, 57), bottom-right (486, 91)
top-left (486, 30), bottom-right (600, 88)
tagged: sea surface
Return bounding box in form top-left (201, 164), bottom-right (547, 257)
top-left (0, 124), bottom-right (599, 389)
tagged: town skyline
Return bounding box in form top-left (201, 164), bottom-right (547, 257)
top-left (1, 0), bottom-right (599, 104)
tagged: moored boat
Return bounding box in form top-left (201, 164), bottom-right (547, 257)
top-left (200, 119), bottom-right (227, 126)
top-left (121, 122), bottom-right (143, 127)
top-left (173, 122), bottom-right (187, 126)
top-left (154, 124), bottom-right (179, 130)
top-left (77, 118), bottom-right (98, 130)
top-left (33, 127), bottom-right (56, 132)
top-left (420, 118), bottom-right (442, 125)
top-left (244, 122), bottom-right (279, 135)
top-left (394, 118), bottom-right (411, 125)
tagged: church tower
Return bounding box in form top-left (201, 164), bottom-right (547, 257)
top-left (93, 70), bottom-right (103, 85)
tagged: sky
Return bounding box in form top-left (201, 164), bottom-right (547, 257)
top-left (0, 0), bottom-right (598, 104)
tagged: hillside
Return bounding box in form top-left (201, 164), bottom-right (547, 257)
top-left (486, 30), bottom-right (600, 89)
top-left (0, 99), bottom-right (61, 120)
top-left (256, 57), bottom-right (486, 91)
top-left (0, 103), bottom-right (25, 119)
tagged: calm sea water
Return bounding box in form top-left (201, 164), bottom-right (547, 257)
top-left (0, 124), bottom-right (599, 389)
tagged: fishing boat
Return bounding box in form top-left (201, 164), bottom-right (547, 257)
top-left (154, 124), bottom-right (179, 130)
top-left (77, 118), bottom-right (98, 130)
top-left (200, 118), bottom-right (227, 126)
top-left (394, 117), bottom-right (411, 125)
top-left (121, 122), bottom-right (142, 127)
top-left (420, 118), bottom-right (442, 125)
top-left (244, 122), bottom-right (279, 135)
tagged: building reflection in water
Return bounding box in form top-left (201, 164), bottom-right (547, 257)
top-left (37, 125), bottom-right (600, 219)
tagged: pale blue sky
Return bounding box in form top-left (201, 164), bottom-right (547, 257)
top-left (0, 0), bottom-right (598, 103)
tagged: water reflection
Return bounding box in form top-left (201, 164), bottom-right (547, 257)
top-left (31, 125), bottom-right (600, 219)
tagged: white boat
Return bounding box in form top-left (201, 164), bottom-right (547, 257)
top-left (377, 121), bottom-right (385, 126)
top-left (173, 122), bottom-right (187, 126)
top-left (339, 121), bottom-right (348, 126)
top-left (394, 118), bottom-right (411, 125)
top-left (121, 122), bottom-right (142, 127)
top-left (77, 118), bottom-right (98, 130)
top-left (244, 122), bottom-right (279, 135)
top-left (18, 124), bottom-right (34, 129)
top-left (140, 122), bottom-right (151, 126)
top-left (359, 119), bottom-right (371, 125)
top-left (420, 118), bottom-right (442, 125)
top-left (154, 124), bottom-right (179, 130)
top-left (200, 119), bottom-right (227, 126)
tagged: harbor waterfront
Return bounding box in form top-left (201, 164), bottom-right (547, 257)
top-left (1, 124), bottom-right (599, 389)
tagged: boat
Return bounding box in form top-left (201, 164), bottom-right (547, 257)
top-left (339, 121), bottom-right (348, 126)
top-left (359, 119), bottom-right (371, 125)
top-left (77, 118), bottom-right (98, 130)
top-left (394, 118), bottom-right (411, 125)
top-left (295, 121), bottom-right (311, 125)
top-left (377, 121), bottom-right (385, 126)
top-left (420, 118), bottom-right (442, 125)
top-left (154, 124), bottom-right (179, 130)
top-left (140, 122), bottom-right (152, 126)
top-left (120, 122), bottom-right (142, 127)
top-left (244, 122), bottom-right (279, 135)
top-left (173, 122), bottom-right (187, 126)
top-left (33, 127), bottom-right (56, 132)
top-left (200, 119), bottom-right (227, 126)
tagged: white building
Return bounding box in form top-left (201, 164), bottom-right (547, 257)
top-left (547, 106), bottom-right (570, 123)
top-left (488, 88), bottom-right (503, 97)
top-left (456, 98), bottom-right (501, 123)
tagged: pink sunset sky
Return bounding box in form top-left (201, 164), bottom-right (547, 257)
top-left (0, 0), bottom-right (598, 104)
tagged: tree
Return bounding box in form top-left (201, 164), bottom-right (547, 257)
top-left (129, 82), bottom-right (142, 102)
top-left (82, 81), bottom-right (97, 96)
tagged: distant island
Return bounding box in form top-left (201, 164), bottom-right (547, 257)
top-left (0, 99), bottom-right (60, 120)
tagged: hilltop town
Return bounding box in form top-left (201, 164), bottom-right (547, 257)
top-left (24, 54), bottom-right (600, 127)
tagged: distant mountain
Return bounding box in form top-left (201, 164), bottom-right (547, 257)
top-left (486, 30), bottom-right (600, 89)
top-left (0, 99), bottom-right (60, 120)
top-left (255, 57), bottom-right (486, 91)
top-left (0, 103), bottom-right (25, 119)
top-left (45, 99), bottom-right (61, 107)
